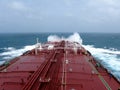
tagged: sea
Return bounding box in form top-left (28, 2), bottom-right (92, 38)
top-left (0, 32), bottom-right (120, 81)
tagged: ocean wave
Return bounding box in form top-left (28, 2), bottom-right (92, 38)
top-left (0, 33), bottom-right (120, 81)
top-left (83, 45), bottom-right (120, 80)
top-left (48, 32), bottom-right (120, 80)
top-left (0, 61), bottom-right (5, 65)
top-left (4, 47), bottom-right (16, 51)
top-left (0, 45), bottom-right (35, 61)
top-left (47, 32), bottom-right (82, 45)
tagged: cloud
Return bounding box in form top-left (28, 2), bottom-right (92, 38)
top-left (80, 0), bottom-right (120, 23)
top-left (1, 0), bottom-right (120, 33)
top-left (9, 1), bottom-right (28, 11)
top-left (87, 0), bottom-right (120, 11)
top-left (88, 0), bottom-right (119, 6)
top-left (102, 0), bottom-right (118, 6)
top-left (64, 0), bottom-right (71, 6)
top-left (65, 12), bottom-right (73, 17)
top-left (27, 13), bottom-right (43, 21)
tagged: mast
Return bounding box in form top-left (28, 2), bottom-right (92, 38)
top-left (35, 38), bottom-right (39, 55)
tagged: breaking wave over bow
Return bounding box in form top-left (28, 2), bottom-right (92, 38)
top-left (47, 32), bottom-right (83, 45)
top-left (0, 32), bottom-right (120, 81)
top-left (48, 32), bottom-right (120, 81)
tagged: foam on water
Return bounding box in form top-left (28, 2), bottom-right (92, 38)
top-left (0, 33), bottom-right (120, 81)
top-left (0, 61), bottom-right (5, 65)
top-left (48, 32), bottom-right (120, 81)
top-left (48, 32), bottom-right (82, 45)
top-left (0, 45), bottom-right (35, 61)
top-left (0, 32), bottom-right (83, 63)
top-left (83, 45), bottom-right (120, 81)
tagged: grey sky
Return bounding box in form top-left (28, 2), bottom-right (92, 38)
top-left (0, 0), bottom-right (120, 33)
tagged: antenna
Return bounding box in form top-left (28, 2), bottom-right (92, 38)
top-left (35, 38), bottom-right (39, 55)
top-left (37, 38), bottom-right (39, 44)
top-left (73, 43), bottom-right (77, 55)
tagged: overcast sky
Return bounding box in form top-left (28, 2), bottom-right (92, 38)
top-left (0, 0), bottom-right (120, 33)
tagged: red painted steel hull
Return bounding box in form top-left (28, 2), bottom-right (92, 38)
top-left (0, 41), bottom-right (120, 90)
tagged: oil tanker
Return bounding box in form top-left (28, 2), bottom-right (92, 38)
top-left (0, 39), bottom-right (120, 90)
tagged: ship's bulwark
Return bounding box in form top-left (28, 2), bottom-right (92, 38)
top-left (0, 41), bottom-right (120, 90)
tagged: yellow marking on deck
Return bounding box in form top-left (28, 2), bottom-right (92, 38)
top-left (84, 56), bottom-right (112, 90)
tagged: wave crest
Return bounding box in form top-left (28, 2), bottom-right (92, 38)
top-left (47, 32), bottom-right (82, 45)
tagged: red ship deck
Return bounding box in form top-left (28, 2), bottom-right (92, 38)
top-left (0, 41), bottom-right (120, 90)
